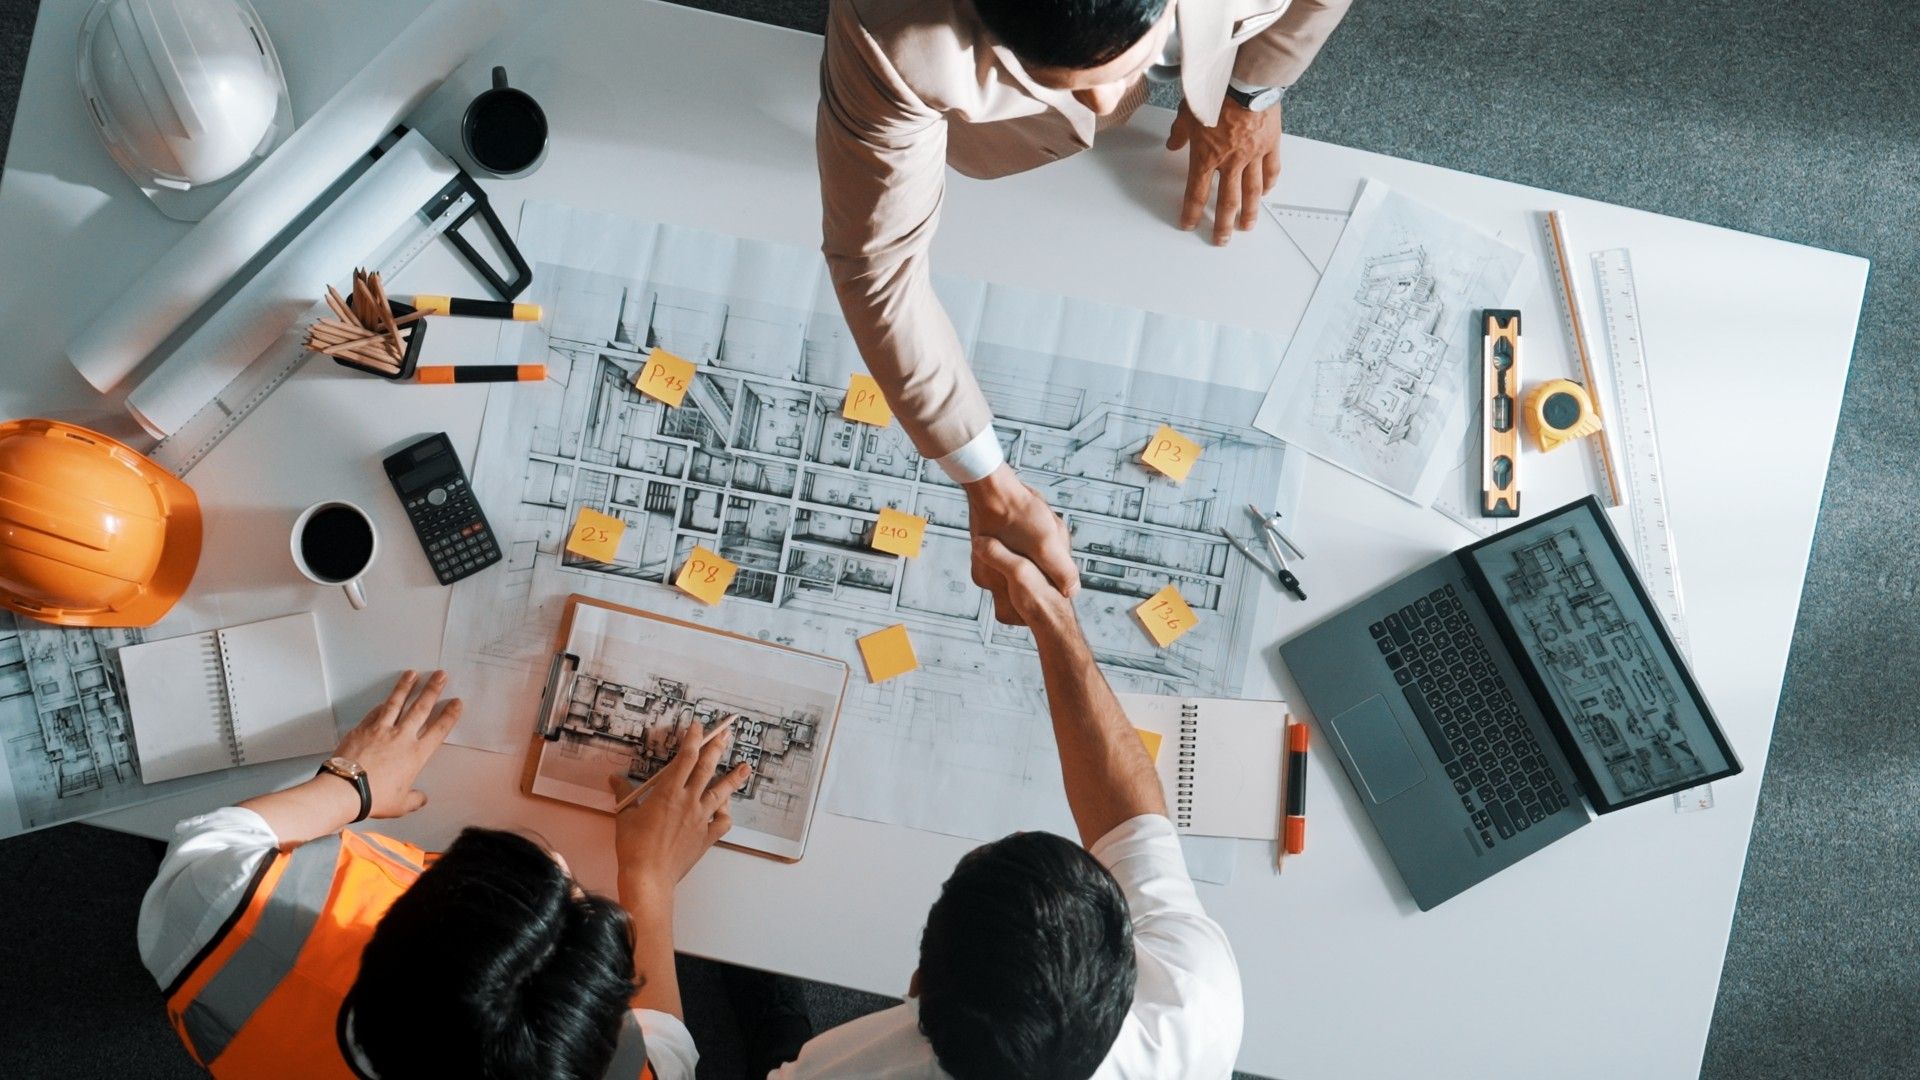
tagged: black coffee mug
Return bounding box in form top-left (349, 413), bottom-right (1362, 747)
top-left (462, 67), bottom-right (548, 178)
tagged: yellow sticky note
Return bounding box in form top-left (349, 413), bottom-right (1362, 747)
top-left (843, 373), bottom-right (894, 427)
top-left (674, 545), bottom-right (738, 605)
top-left (870, 508), bottom-right (928, 558)
top-left (566, 507), bottom-right (626, 563)
top-left (1140, 424), bottom-right (1202, 482)
top-left (1136, 727), bottom-right (1164, 763)
top-left (634, 348), bottom-right (696, 407)
top-left (858, 624), bottom-right (918, 683)
top-left (1135, 584), bottom-right (1200, 647)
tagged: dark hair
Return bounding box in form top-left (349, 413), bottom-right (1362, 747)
top-left (916, 831), bottom-right (1136, 1080)
top-left (972, 0), bottom-right (1170, 70)
top-left (346, 828), bottom-right (637, 1080)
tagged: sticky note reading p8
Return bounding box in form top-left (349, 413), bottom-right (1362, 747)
top-left (635, 347), bottom-right (696, 407)
top-left (675, 545), bottom-right (737, 604)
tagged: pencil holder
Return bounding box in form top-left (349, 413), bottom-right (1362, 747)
top-left (331, 300), bottom-right (427, 381)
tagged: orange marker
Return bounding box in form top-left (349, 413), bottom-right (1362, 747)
top-left (416, 364), bottom-right (546, 384)
top-left (1283, 721), bottom-right (1309, 857)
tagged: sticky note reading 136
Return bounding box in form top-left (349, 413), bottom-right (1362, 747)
top-left (1135, 584), bottom-right (1199, 647)
top-left (674, 545), bottom-right (737, 605)
top-left (870, 508), bottom-right (927, 558)
top-left (634, 347), bottom-right (696, 407)
top-left (1140, 424), bottom-right (1202, 482)
top-left (843, 373), bottom-right (894, 427)
top-left (566, 507), bottom-right (626, 563)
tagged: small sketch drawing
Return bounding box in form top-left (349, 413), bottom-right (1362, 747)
top-left (1256, 181), bottom-right (1524, 506)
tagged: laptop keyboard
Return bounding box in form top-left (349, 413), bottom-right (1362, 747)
top-left (1370, 585), bottom-right (1571, 850)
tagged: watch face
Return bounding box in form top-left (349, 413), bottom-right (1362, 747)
top-left (1249, 87), bottom-right (1283, 110)
top-left (326, 756), bottom-right (365, 779)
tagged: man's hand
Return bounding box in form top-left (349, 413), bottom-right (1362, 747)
top-left (332, 670), bottom-right (463, 818)
top-left (613, 715), bottom-right (751, 907)
top-left (1168, 97), bottom-right (1282, 246)
top-left (965, 464), bottom-right (1078, 626)
top-left (974, 535), bottom-right (1076, 633)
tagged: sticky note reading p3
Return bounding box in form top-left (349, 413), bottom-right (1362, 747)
top-left (870, 508), bottom-right (927, 558)
top-left (674, 545), bottom-right (737, 605)
top-left (1141, 424), bottom-right (1202, 482)
top-left (566, 507), bottom-right (626, 563)
top-left (635, 348), bottom-right (696, 407)
top-left (858, 624), bottom-right (918, 683)
top-left (843, 373), bottom-right (894, 427)
top-left (1136, 584), bottom-right (1199, 647)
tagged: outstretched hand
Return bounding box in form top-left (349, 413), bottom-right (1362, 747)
top-left (1168, 97), bottom-right (1282, 246)
top-left (332, 670), bottom-right (463, 818)
top-left (612, 715), bottom-right (751, 904)
top-left (974, 535), bottom-right (1076, 631)
top-left (965, 464), bottom-right (1078, 626)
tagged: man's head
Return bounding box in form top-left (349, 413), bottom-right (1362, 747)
top-left (347, 828), bottom-right (636, 1080)
top-left (973, 0), bottom-right (1174, 115)
top-left (916, 831), bottom-right (1136, 1080)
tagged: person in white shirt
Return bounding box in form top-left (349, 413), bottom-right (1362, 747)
top-left (770, 537), bottom-right (1244, 1079)
top-left (137, 669), bottom-right (742, 1080)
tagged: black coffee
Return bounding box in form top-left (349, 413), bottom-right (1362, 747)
top-left (466, 92), bottom-right (547, 173)
top-left (301, 507), bottom-right (374, 583)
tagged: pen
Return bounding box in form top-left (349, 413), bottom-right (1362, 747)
top-left (416, 364), bottom-right (547, 384)
top-left (411, 295), bottom-right (544, 321)
top-left (1284, 720), bottom-right (1309, 857)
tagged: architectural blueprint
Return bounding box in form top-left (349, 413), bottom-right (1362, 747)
top-left (0, 613), bottom-right (225, 836)
top-left (441, 202), bottom-right (1305, 841)
top-left (1254, 181), bottom-right (1524, 505)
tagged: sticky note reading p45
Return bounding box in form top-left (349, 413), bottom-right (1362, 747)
top-left (1141, 424), bottom-right (1201, 482)
top-left (635, 348), bottom-right (696, 407)
top-left (1135, 584), bottom-right (1199, 647)
top-left (675, 546), bottom-right (737, 605)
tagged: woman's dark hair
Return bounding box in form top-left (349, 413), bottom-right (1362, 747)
top-left (916, 831), bottom-right (1136, 1080)
top-left (346, 828), bottom-right (636, 1079)
top-left (972, 0), bottom-right (1170, 70)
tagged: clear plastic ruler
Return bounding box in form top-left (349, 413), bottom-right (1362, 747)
top-left (151, 180), bottom-right (480, 478)
top-left (1590, 247), bottom-right (1711, 812)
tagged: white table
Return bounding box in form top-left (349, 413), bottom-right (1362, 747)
top-left (0, 2), bottom-right (1866, 1077)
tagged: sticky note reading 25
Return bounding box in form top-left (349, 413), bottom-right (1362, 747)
top-left (870, 508), bottom-right (927, 558)
top-left (1136, 584), bottom-right (1199, 647)
top-left (675, 545), bottom-right (737, 605)
top-left (1140, 424), bottom-right (1202, 482)
top-left (843, 373), bottom-right (894, 427)
top-left (635, 348), bottom-right (696, 407)
top-left (566, 507), bottom-right (626, 563)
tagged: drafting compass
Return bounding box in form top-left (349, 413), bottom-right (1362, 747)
top-left (1220, 504), bottom-right (1307, 601)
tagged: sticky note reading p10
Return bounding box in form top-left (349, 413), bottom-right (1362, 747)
top-left (870, 508), bottom-right (927, 558)
top-left (1140, 424), bottom-right (1202, 482)
top-left (675, 545), bottom-right (738, 605)
top-left (1136, 584), bottom-right (1199, 647)
top-left (843, 373), bottom-right (894, 427)
top-left (566, 507), bottom-right (626, 563)
top-left (635, 347), bottom-right (696, 407)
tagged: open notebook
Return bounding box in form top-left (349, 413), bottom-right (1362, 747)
top-left (120, 612), bottom-right (336, 783)
top-left (1118, 693), bottom-right (1288, 840)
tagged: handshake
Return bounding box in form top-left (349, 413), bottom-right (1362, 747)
top-left (965, 464), bottom-right (1081, 629)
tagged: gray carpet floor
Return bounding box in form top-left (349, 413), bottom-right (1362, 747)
top-left (2, 1), bottom-right (1915, 1078)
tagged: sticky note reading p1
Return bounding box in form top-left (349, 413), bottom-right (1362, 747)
top-left (870, 508), bottom-right (927, 558)
top-left (1140, 424), bottom-right (1202, 482)
top-left (635, 348), bottom-right (696, 407)
top-left (843, 373), bottom-right (894, 427)
top-left (858, 624), bottom-right (918, 683)
top-left (1136, 584), bottom-right (1199, 647)
top-left (566, 507), bottom-right (626, 563)
top-left (674, 545), bottom-right (737, 605)
top-left (1136, 727), bottom-right (1164, 763)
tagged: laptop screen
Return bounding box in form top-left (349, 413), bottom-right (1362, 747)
top-left (1463, 499), bottom-right (1739, 811)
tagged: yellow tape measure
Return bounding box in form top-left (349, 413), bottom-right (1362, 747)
top-left (1524, 379), bottom-right (1603, 452)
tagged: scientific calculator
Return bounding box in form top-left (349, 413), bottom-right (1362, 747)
top-left (383, 433), bottom-right (502, 585)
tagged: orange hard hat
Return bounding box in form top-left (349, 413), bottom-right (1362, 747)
top-left (0, 419), bottom-right (201, 628)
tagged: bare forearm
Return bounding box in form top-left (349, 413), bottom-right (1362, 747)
top-left (236, 776), bottom-right (361, 847)
top-left (1028, 607), bottom-right (1167, 846)
top-left (621, 878), bottom-right (683, 1018)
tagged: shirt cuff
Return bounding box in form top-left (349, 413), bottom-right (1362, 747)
top-left (633, 1008), bottom-right (698, 1080)
top-left (932, 426), bottom-right (1005, 485)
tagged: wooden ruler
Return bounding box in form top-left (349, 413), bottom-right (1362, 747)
top-left (1542, 211), bottom-right (1623, 506)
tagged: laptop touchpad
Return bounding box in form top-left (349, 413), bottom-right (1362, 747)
top-left (1329, 695), bottom-right (1426, 804)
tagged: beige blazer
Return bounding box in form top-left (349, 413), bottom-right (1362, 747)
top-left (817, 0), bottom-right (1352, 466)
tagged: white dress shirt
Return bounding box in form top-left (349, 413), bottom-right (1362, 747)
top-left (137, 807), bottom-right (699, 1080)
top-left (770, 813), bottom-right (1243, 1079)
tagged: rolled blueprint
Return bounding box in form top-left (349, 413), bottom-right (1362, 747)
top-left (126, 133), bottom-right (457, 438)
top-left (68, 0), bottom-right (509, 393)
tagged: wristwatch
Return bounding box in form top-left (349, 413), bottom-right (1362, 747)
top-left (317, 756), bottom-right (373, 823)
top-left (1225, 83), bottom-right (1287, 111)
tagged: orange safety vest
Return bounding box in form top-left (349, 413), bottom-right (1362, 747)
top-left (163, 829), bottom-right (653, 1079)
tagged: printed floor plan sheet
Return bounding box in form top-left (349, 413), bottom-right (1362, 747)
top-left (442, 203), bottom-right (1305, 841)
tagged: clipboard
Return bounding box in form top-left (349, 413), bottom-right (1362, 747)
top-left (522, 594), bottom-right (849, 863)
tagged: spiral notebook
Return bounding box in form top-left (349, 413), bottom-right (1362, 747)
top-left (120, 612), bottom-right (337, 783)
top-left (1118, 693), bottom-right (1288, 840)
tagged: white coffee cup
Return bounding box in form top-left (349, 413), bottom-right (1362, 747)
top-left (292, 501), bottom-right (379, 610)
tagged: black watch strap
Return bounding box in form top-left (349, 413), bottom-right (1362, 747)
top-left (318, 759), bottom-right (374, 824)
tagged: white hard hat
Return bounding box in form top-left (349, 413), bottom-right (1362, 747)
top-left (76, 0), bottom-right (293, 220)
